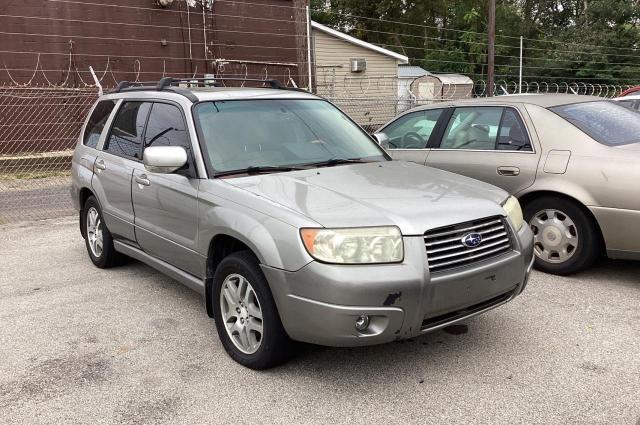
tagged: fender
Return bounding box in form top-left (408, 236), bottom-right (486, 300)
top-left (196, 204), bottom-right (313, 274)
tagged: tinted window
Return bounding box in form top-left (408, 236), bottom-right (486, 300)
top-left (383, 109), bottom-right (443, 149)
top-left (83, 100), bottom-right (116, 148)
top-left (497, 108), bottom-right (532, 151)
top-left (550, 101), bottom-right (640, 146)
top-left (194, 99), bottom-right (386, 173)
top-left (440, 107), bottom-right (503, 150)
top-left (104, 102), bottom-right (152, 159)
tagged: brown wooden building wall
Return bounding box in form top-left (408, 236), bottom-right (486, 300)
top-left (0, 0), bottom-right (310, 87)
top-left (0, 0), bottom-right (310, 155)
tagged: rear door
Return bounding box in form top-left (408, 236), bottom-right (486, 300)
top-left (132, 102), bottom-right (200, 276)
top-left (425, 105), bottom-right (541, 194)
top-left (380, 108), bottom-right (446, 164)
top-left (92, 101), bottom-right (152, 242)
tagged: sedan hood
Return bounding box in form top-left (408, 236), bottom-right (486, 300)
top-left (226, 161), bottom-right (509, 235)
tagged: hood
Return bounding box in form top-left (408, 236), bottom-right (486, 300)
top-left (225, 161), bottom-right (509, 235)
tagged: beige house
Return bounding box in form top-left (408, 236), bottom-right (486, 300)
top-left (311, 21), bottom-right (408, 131)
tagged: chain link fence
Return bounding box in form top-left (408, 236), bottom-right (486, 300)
top-left (0, 85), bottom-right (98, 223)
top-left (0, 79), bottom-right (632, 224)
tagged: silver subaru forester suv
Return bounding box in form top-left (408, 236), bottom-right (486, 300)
top-left (71, 78), bottom-right (534, 369)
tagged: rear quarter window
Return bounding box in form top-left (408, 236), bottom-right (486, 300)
top-left (549, 101), bottom-right (640, 146)
top-left (83, 100), bottom-right (116, 148)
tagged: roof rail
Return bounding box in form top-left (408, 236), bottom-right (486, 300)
top-left (109, 77), bottom-right (303, 103)
top-left (156, 77), bottom-right (283, 90)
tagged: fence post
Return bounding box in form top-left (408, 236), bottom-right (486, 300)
top-left (306, 5), bottom-right (313, 92)
top-left (519, 36), bottom-right (523, 94)
top-left (89, 66), bottom-right (102, 96)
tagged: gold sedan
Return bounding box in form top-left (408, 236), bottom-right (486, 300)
top-left (375, 94), bottom-right (640, 275)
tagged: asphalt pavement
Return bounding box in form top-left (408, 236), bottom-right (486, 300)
top-left (0, 218), bottom-right (638, 425)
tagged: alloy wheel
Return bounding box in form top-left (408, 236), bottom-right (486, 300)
top-left (86, 206), bottom-right (104, 258)
top-left (219, 273), bottom-right (263, 354)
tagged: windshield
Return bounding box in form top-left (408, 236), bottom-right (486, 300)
top-left (194, 99), bottom-right (387, 173)
top-left (549, 101), bottom-right (640, 146)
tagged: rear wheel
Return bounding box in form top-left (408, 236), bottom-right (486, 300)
top-left (83, 196), bottom-right (120, 268)
top-left (212, 251), bottom-right (292, 369)
top-left (523, 196), bottom-right (600, 275)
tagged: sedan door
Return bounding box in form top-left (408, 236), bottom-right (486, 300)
top-left (92, 101), bottom-right (152, 243)
top-left (132, 102), bottom-right (201, 276)
top-left (425, 105), bottom-right (541, 195)
top-left (379, 108), bottom-right (445, 164)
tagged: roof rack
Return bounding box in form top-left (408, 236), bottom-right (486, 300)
top-left (156, 77), bottom-right (283, 90)
top-left (110, 77), bottom-right (306, 102)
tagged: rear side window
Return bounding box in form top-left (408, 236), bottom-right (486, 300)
top-left (83, 100), bottom-right (116, 148)
top-left (550, 101), bottom-right (640, 146)
top-left (440, 107), bottom-right (503, 150)
top-left (104, 101), bottom-right (152, 159)
top-left (497, 108), bottom-right (532, 151)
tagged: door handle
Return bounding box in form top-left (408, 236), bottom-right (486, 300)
top-left (135, 174), bottom-right (150, 187)
top-left (497, 166), bottom-right (520, 176)
top-left (95, 159), bottom-right (106, 171)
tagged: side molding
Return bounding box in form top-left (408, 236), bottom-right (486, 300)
top-left (114, 240), bottom-right (205, 295)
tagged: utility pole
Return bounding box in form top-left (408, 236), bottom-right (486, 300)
top-left (487, 0), bottom-right (495, 97)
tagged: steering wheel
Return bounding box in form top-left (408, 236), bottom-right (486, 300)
top-left (401, 132), bottom-right (425, 149)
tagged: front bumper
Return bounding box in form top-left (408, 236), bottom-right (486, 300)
top-left (262, 224), bottom-right (534, 347)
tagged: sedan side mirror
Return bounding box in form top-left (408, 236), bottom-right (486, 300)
top-left (143, 146), bottom-right (188, 174)
top-left (373, 132), bottom-right (390, 148)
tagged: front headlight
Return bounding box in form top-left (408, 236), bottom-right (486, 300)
top-left (502, 196), bottom-right (524, 231)
top-left (300, 226), bottom-right (404, 264)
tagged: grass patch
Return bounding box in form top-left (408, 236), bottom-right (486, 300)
top-left (0, 170), bottom-right (71, 180)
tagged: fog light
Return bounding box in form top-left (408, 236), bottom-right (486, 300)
top-left (355, 314), bottom-right (370, 331)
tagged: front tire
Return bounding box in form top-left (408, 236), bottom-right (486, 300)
top-left (523, 196), bottom-right (600, 275)
top-left (82, 196), bottom-right (120, 268)
top-left (212, 251), bottom-right (292, 369)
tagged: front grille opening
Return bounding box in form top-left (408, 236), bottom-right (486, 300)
top-left (421, 288), bottom-right (515, 330)
top-left (424, 216), bottom-right (512, 272)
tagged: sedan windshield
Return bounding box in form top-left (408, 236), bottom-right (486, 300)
top-left (549, 101), bottom-right (640, 146)
top-left (194, 99), bottom-right (387, 174)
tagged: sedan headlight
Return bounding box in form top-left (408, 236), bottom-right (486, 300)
top-left (300, 226), bottom-right (404, 264)
top-left (502, 196), bottom-right (524, 231)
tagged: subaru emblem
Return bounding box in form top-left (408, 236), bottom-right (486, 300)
top-left (461, 232), bottom-right (483, 248)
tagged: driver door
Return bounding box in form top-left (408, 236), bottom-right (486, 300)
top-left (380, 108), bottom-right (445, 163)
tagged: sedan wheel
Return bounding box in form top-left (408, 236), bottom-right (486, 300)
top-left (523, 196), bottom-right (600, 275)
top-left (219, 273), bottom-right (263, 355)
top-left (530, 209), bottom-right (578, 264)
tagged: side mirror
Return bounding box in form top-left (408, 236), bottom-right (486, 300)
top-left (143, 146), bottom-right (187, 174)
top-left (373, 132), bottom-right (390, 148)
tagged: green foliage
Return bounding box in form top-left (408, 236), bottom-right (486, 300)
top-left (310, 0), bottom-right (640, 85)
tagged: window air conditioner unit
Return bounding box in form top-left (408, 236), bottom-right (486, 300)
top-left (350, 58), bottom-right (367, 73)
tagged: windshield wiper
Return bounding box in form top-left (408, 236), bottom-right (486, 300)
top-left (214, 165), bottom-right (306, 178)
top-left (304, 158), bottom-right (369, 168)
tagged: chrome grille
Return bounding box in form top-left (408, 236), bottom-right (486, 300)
top-left (424, 216), bottom-right (512, 272)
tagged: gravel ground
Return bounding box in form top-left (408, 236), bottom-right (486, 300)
top-left (0, 177), bottom-right (73, 223)
top-left (0, 218), bottom-right (638, 425)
